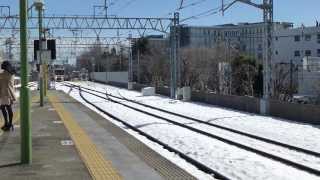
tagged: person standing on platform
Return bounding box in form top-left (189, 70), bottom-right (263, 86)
top-left (0, 61), bottom-right (16, 131)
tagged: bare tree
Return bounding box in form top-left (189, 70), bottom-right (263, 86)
top-left (137, 45), bottom-right (170, 86)
top-left (179, 40), bottom-right (240, 93)
top-left (272, 63), bottom-right (298, 101)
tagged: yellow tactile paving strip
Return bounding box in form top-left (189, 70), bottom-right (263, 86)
top-left (48, 94), bottom-right (122, 180)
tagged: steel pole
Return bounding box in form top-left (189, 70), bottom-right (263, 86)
top-left (36, 3), bottom-right (44, 106)
top-left (20, 0), bottom-right (32, 164)
top-left (137, 48), bottom-right (140, 83)
top-left (128, 34), bottom-right (133, 82)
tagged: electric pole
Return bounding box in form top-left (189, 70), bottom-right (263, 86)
top-left (170, 12), bottom-right (180, 99)
top-left (35, 0), bottom-right (45, 106)
top-left (221, 0), bottom-right (274, 114)
top-left (128, 33), bottom-right (133, 89)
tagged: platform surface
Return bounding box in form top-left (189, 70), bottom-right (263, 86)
top-left (0, 90), bottom-right (196, 180)
top-left (0, 94), bottom-right (91, 180)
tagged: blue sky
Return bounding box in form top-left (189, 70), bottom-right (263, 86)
top-left (2, 0), bottom-right (320, 27)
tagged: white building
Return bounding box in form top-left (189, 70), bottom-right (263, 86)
top-left (180, 22), bottom-right (293, 63)
top-left (298, 57), bottom-right (320, 97)
top-left (272, 25), bottom-right (320, 98)
top-left (273, 26), bottom-right (320, 65)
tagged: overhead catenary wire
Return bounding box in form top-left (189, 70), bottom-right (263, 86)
top-left (180, 1), bottom-right (234, 22)
top-left (162, 0), bottom-right (209, 18)
top-left (113, 0), bottom-right (138, 14)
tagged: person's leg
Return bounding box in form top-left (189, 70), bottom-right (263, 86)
top-left (1, 105), bottom-right (8, 129)
top-left (6, 105), bottom-right (13, 128)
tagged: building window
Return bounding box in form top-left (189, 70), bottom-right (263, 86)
top-left (305, 50), bottom-right (312, 56)
top-left (318, 34), bottom-right (320, 43)
top-left (294, 50), bottom-right (300, 57)
top-left (275, 37), bottom-right (278, 41)
top-left (275, 50), bottom-right (279, 55)
top-left (258, 53), bottom-right (263, 59)
top-left (317, 49), bottom-right (320, 57)
top-left (294, 35), bottom-right (300, 42)
top-left (305, 34), bottom-right (312, 41)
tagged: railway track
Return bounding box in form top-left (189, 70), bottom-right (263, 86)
top-left (63, 82), bottom-right (320, 178)
top-left (76, 86), bottom-right (232, 180)
top-left (64, 82), bottom-right (320, 157)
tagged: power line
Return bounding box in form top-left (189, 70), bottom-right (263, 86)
top-left (113, 0), bottom-right (138, 14)
top-left (162, 0), bottom-right (208, 18)
top-left (183, 0), bottom-right (233, 21)
top-left (180, 1), bottom-right (234, 22)
top-left (178, 0), bottom-right (207, 10)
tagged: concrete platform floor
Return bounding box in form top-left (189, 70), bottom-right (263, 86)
top-left (0, 95), bottom-right (91, 180)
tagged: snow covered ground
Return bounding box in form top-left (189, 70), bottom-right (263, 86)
top-left (75, 81), bottom-right (320, 153)
top-left (57, 82), bottom-right (320, 180)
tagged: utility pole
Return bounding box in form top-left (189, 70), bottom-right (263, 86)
top-left (104, 0), bottom-right (108, 17)
top-left (170, 12), bottom-right (180, 99)
top-left (94, 0), bottom-right (108, 18)
top-left (35, 0), bottom-right (45, 106)
top-left (5, 35), bottom-right (14, 62)
top-left (137, 48), bottom-right (140, 83)
top-left (105, 51), bottom-right (108, 84)
top-left (20, 0), bottom-right (32, 164)
top-left (290, 59), bottom-right (293, 97)
top-left (128, 34), bottom-right (133, 81)
top-left (221, 0), bottom-right (273, 114)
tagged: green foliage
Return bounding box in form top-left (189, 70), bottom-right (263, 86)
top-left (231, 55), bottom-right (263, 97)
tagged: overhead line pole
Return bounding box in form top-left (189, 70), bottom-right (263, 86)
top-left (221, 0), bottom-right (274, 114)
top-left (128, 33), bottom-right (133, 88)
top-left (170, 12), bottom-right (180, 99)
top-left (35, 0), bottom-right (45, 106)
top-left (19, 0), bottom-right (32, 164)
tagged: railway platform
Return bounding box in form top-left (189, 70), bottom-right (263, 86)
top-left (0, 90), bottom-right (196, 180)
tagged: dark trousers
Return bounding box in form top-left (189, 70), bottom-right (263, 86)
top-left (1, 105), bottom-right (13, 126)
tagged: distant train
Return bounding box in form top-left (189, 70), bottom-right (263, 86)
top-left (71, 68), bottom-right (88, 81)
top-left (53, 65), bottom-right (65, 82)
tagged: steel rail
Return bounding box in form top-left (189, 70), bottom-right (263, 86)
top-left (65, 83), bottom-right (320, 177)
top-left (64, 82), bottom-right (320, 158)
top-left (77, 87), bottom-right (232, 180)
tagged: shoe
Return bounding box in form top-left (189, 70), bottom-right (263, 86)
top-left (1, 124), bottom-right (8, 130)
top-left (3, 124), bottom-right (13, 132)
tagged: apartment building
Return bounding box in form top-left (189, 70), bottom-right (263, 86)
top-left (179, 22), bottom-right (293, 63)
top-left (273, 25), bottom-right (320, 65)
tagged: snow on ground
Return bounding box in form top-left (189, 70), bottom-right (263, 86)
top-left (97, 95), bottom-right (320, 171)
top-left (57, 82), bottom-right (320, 180)
top-left (75, 81), bottom-right (320, 153)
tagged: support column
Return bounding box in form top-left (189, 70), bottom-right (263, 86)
top-left (128, 34), bottom-right (133, 90)
top-left (35, 2), bottom-right (45, 106)
top-left (20, 0), bottom-right (32, 164)
top-left (261, 0), bottom-right (273, 115)
top-left (170, 12), bottom-right (180, 99)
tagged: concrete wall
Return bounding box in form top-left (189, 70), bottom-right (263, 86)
top-left (270, 100), bottom-right (320, 125)
top-left (298, 71), bottom-right (320, 95)
top-left (90, 72), bottom-right (128, 84)
top-left (191, 91), bottom-right (261, 114)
